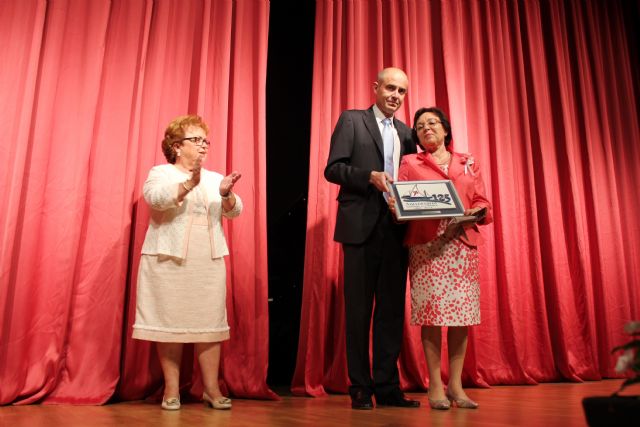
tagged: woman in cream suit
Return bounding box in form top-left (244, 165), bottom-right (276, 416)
top-left (132, 115), bottom-right (241, 411)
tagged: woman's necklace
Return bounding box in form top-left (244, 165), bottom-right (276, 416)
top-left (433, 151), bottom-right (450, 165)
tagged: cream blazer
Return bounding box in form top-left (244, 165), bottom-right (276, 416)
top-left (140, 164), bottom-right (242, 259)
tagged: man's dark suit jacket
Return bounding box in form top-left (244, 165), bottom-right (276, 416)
top-left (324, 106), bottom-right (417, 244)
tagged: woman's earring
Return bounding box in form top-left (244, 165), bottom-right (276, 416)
top-left (176, 150), bottom-right (181, 157)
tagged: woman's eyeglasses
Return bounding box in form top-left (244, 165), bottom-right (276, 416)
top-left (177, 136), bottom-right (210, 147)
top-left (415, 119), bottom-right (442, 132)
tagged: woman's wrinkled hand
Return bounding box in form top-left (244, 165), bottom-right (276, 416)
top-left (464, 207), bottom-right (483, 216)
top-left (220, 171), bottom-right (242, 196)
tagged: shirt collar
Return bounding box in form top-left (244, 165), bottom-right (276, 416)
top-left (373, 104), bottom-right (393, 125)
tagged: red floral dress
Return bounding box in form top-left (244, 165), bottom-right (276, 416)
top-left (409, 162), bottom-right (480, 327)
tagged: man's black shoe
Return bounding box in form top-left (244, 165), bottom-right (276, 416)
top-left (376, 392), bottom-right (421, 408)
top-left (351, 391), bottom-right (374, 410)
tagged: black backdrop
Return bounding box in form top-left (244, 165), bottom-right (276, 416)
top-left (266, 0), bottom-right (315, 387)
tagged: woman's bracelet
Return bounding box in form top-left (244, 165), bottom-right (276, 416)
top-left (182, 181), bottom-right (194, 192)
top-left (220, 191), bottom-right (232, 200)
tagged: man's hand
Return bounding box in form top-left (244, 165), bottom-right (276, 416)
top-left (387, 195), bottom-right (405, 223)
top-left (369, 171), bottom-right (393, 192)
top-left (388, 195), bottom-right (397, 215)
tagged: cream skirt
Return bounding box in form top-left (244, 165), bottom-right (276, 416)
top-left (132, 223), bottom-right (230, 343)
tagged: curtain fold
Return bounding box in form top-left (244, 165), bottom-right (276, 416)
top-left (293, 0), bottom-right (640, 396)
top-left (0, 0), bottom-right (274, 405)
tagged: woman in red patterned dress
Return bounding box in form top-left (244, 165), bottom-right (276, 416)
top-left (389, 107), bottom-right (492, 410)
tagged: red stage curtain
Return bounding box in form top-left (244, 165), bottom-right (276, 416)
top-left (0, 0), bottom-right (275, 404)
top-left (293, 0), bottom-right (640, 396)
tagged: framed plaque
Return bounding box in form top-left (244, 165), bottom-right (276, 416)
top-left (389, 180), bottom-right (465, 220)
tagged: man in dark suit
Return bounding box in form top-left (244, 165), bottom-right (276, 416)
top-left (324, 68), bottom-right (419, 410)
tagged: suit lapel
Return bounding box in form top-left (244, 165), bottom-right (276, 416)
top-left (364, 107), bottom-right (384, 157)
top-left (394, 118), bottom-right (408, 155)
top-left (447, 153), bottom-right (465, 179)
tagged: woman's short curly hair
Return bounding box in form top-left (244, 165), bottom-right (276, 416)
top-left (161, 115), bottom-right (210, 163)
top-left (412, 107), bottom-right (452, 148)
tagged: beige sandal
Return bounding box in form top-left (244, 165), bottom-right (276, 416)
top-left (161, 396), bottom-right (181, 410)
top-left (203, 392), bottom-right (232, 410)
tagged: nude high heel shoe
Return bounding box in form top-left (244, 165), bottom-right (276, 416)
top-left (428, 397), bottom-right (451, 410)
top-left (446, 392), bottom-right (479, 409)
top-left (428, 390), bottom-right (451, 410)
top-left (203, 391), bottom-right (232, 410)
